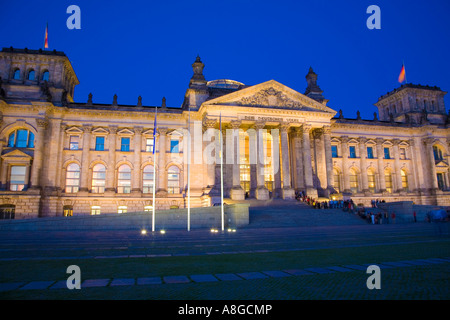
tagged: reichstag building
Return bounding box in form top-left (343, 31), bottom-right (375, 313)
top-left (0, 47), bottom-right (448, 219)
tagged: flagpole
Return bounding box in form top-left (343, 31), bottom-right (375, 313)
top-left (187, 106), bottom-right (191, 232)
top-left (403, 60), bottom-right (408, 84)
top-left (152, 106), bottom-right (158, 233)
top-left (220, 112), bottom-right (224, 231)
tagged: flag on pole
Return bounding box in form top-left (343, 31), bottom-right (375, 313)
top-left (398, 63), bottom-right (406, 83)
top-left (153, 106), bottom-right (158, 155)
top-left (187, 106), bottom-right (191, 231)
top-left (44, 23), bottom-right (49, 49)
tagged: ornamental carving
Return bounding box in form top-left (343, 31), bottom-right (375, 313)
top-left (238, 87), bottom-right (304, 109)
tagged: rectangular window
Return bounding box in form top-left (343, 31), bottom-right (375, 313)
top-left (349, 146), bottom-right (356, 158)
top-left (120, 137), bottom-right (130, 152)
top-left (367, 147), bottom-right (374, 159)
top-left (437, 173), bottom-right (445, 190)
top-left (69, 136), bottom-right (79, 150)
top-left (118, 206), bottom-right (127, 214)
top-left (95, 136), bottom-right (105, 151)
top-left (16, 129), bottom-right (28, 148)
top-left (170, 139), bottom-right (179, 153)
top-left (384, 147), bottom-right (391, 159)
top-left (385, 173), bottom-right (393, 193)
top-left (91, 206), bottom-right (101, 215)
top-left (399, 147), bottom-right (406, 160)
top-left (146, 138), bottom-right (154, 153)
top-left (10, 166), bottom-right (26, 191)
top-left (331, 145), bottom-right (338, 158)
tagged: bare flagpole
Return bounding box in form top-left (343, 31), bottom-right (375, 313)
top-left (187, 105), bottom-right (191, 231)
top-left (152, 106), bottom-right (158, 232)
top-left (220, 112), bottom-right (224, 231)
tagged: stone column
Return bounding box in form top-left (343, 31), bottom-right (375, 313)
top-left (30, 118), bottom-right (48, 190)
top-left (358, 137), bottom-right (369, 193)
top-left (392, 139), bottom-right (403, 192)
top-left (0, 139), bottom-right (5, 190)
top-left (280, 123), bottom-right (294, 199)
top-left (292, 127), bottom-right (304, 191)
top-left (156, 128), bottom-right (168, 196)
top-left (229, 120), bottom-right (245, 200)
top-left (105, 126), bottom-right (117, 193)
top-left (376, 138), bottom-right (386, 192)
top-left (55, 124), bottom-right (66, 192)
top-left (78, 125), bottom-right (92, 192)
top-left (132, 127), bottom-right (143, 194)
top-left (340, 136), bottom-right (351, 193)
top-left (302, 124), bottom-right (317, 198)
top-left (424, 137), bottom-right (439, 191)
top-left (255, 121), bottom-right (269, 200)
top-left (203, 118), bottom-right (217, 189)
top-left (323, 125), bottom-right (334, 194)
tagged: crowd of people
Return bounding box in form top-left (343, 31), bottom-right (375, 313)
top-left (295, 191), bottom-right (355, 211)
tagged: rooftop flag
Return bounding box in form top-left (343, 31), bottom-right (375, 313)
top-left (398, 63), bottom-right (406, 83)
top-left (44, 23), bottom-right (49, 49)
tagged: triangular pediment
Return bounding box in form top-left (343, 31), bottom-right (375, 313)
top-left (1, 149), bottom-right (32, 160)
top-left (117, 128), bottom-right (135, 136)
top-left (203, 80), bottom-right (336, 114)
top-left (92, 127), bottom-right (109, 135)
top-left (435, 160), bottom-right (448, 167)
top-left (65, 126), bottom-right (84, 134)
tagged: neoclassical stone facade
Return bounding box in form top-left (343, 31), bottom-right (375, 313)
top-left (0, 47), bottom-right (449, 219)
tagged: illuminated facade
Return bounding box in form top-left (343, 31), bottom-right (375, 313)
top-left (0, 48), bottom-right (449, 219)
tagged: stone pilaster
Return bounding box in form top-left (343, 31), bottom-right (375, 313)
top-left (132, 127), bottom-right (143, 194)
top-left (392, 139), bottom-right (403, 192)
top-left (358, 137), bottom-right (369, 193)
top-left (156, 128), bottom-right (168, 196)
top-left (29, 117), bottom-right (48, 190)
top-left (376, 138), bottom-right (386, 192)
top-left (423, 137), bottom-right (439, 191)
top-left (323, 125), bottom-right (334, 194)
top-left (292, 127), bottom-right (304, 191)
top-left (105, 126), bottom-right (117, 193)
top-left (340, 136), bottom-right (351, 193)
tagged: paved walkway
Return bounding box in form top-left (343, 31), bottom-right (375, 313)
top-left (1, 257), bottom-right (449, 292)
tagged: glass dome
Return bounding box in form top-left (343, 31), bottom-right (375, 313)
top-left (207, 79), bottom-right (244, 89)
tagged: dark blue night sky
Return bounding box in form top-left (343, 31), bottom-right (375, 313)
top-left (1, 0), bottom-right (449, 119)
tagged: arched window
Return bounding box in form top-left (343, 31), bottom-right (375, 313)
top-left (7, 129), bottom-right (35, 148)
top-left (401, 170), bottom-right (408, 191)
top-left (167, 166), bottom-right (180, 194)
top-left (263, 130), bottom-right (274, 192)
top-left (367, 169), bottom-right (376, 193)
top-left (433, 146), bottom-right (444, 162)
top-left (27, 70), bottom-right (35, 81)
top-left (385, 169), bottom-right (393, 193)
top-left (13, 69), bottom-right (20, 80)
top-left (240, 130), bottom-right (250, 193)
top-left (333, 168), bottom-right (341, 193)
top-left (117, 164), bottom-right (131, 193)
top-left (65, 163), bottom-right (80, 193)
top-left (349, 169), bottom-right (358, 194)
top-left (63, 205), bottom-right (73, 217)
top-left (91, 164), bottom-right (106, 193)
top-left (42, 70), bottom-right (49, 81)
top-left (142, 165), bottom-right (154, 194)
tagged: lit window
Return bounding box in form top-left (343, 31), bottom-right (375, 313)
top-left (65, 163), bottom-right (80, 193)
top-left (69, 136), bottom-right (79, 150)
top-left (401, 170), bottom-right (408, 191)
top-left (399, 148), bottom-right (406, 160)
top-left (349, 170), bottom-right (358, 194)
top-left (385, 170), bottom-right (393, 193)
top-left (7, 129), bottom-right (34, 148)
top-left (63, 205), bottom-right (73, 217)
top-left (121, 137), bottom-right (130, 152)
top-left (331, 145), bottom-right (338, 158)
top-left (167, 166), bottom-right (180, 194)
top-left (433, 146), bottom-right (443, 162)
top-left (170, 139), bottom-right (179, 153)
top-left (142, 165), bottom-right (154, 194)
top-left (91, 206), bottom-right (101, 215)
top-left (367, 169), bottom-right (376, 193)
top-left (13, 69), bottom-right (20, 80)
top-left (42, 71), bottom-right (49, 81)
top-left (91, 164), bottom-right (106, 193)
top-left (27, 70), bottom-right (35, 81)
top-left (146, 138), bottom-right (154, 153)
top-left (117, 165), bottom-right (131, 193)
top-left (118, 206), bottom-right (127, 214)
top-left (144, 205), bottom-right (153, 212)
top-left (95, 136), bottom-right (105, 151)
top-left (10, 166), bottom-right (26, 191)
